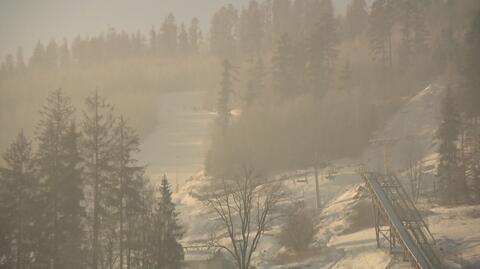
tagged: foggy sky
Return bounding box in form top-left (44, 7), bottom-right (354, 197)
top-left (0, 0), bottom-right (351, 59)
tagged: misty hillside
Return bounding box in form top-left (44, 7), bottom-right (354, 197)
top-left (1, 1), bottom-right (480, 269)
top-left (174, 84), bottom-right (480, 268)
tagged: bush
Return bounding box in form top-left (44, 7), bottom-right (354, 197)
top-left (278, 210), bottom-right (317, 253)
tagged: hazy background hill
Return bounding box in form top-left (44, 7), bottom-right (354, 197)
top-left (0, 0), bottom-right (354, 59)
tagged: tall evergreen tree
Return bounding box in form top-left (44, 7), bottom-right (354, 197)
top-left (35, 89), bottom-right (83, 269)
top-left (178, 23), bottom-right (189, 55)
top-left (436, 87), bottom-right (466, 204)
top-left (59, 123), bottom-right (85, 269)
top-left (271, 34), bottom-right (296, 98)
top-left (369, 0), bottom-right (395, 72)
top-left (15, 46), bottom-right (26, 72)
top-left (29, 41), bottom-right (46, 69)
top-left (151, 176), bottom-right (184, 269)
top-left (397, 0), bottom-right (430, 69)
top-left (160, 13), bottom-right (178, 55)
top-left (45, 39), bottom-right (59, 68)
top-left (345, 0), bottom-right (369, 40)
top-left (461, 9), bottom-right (480, 201)
top-left (239, 0), bottom-right (264, 57)
top-left (462, 9), bottom-right (480, 118)
top-left (0, 131), bottom-right (38, 269)
top-left (150, 26), bottom-right (158, 56)
top-left (2, 54), bottom-right (15, 75)
top-left (59, 39), bottom-right (70, 67)
top-left (244, 57), bottom-right (265, 108)
top-left (307, 0), bottom-right (338, 98)
top-left (188, 18), bottom-right (202, 54)
top-left (272, 0), bottom-right (292, 42)
top-left (82, 90), bottom-right (116, 269)
top-left (112, 116), bottom-right (141, 269)
top-left (210, 4), bottom-right (239, 60)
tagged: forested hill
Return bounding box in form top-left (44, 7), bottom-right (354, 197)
top-left (2, 0), bottom-right (480, 174)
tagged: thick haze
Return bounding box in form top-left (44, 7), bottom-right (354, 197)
top-left (0, 0), bottom-right (351, 59)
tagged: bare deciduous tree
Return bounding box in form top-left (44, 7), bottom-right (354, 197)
top-left (205, 166), bottom-right (281, 269)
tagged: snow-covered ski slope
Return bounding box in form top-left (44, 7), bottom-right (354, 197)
top-left (173, 85), bottom-right (480, 268)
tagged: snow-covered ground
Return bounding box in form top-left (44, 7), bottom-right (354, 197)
top-left (174, 84), bottom-right (480, 269)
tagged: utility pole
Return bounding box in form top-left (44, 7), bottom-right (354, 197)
top-left (314, 152), bottom-right (321, 209)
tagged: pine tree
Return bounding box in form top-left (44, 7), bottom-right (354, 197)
top-left (368, 0), bottom-right (395, 72)
top-left (16, 46), bottom-right (26, 72)
top-left (160, 13), bottom-right (178, 55)
top-left (178, 23), bottom-right (189, 55)
top-left (59, 38), bottom-right (70, 67)
top-left (461, 9), bottom-right (480, 201)
top-left (272, 0), bottom-right (292, 42)
top-left (2, 54), bottom-right (15, 75)
top-left (35, 89), bottom-right (84, 269)
top-left (0, 131), bottom-right (38, 269)
top-left (436, 87), bottom-right (466, 204)
top-left (432, 26), bottom-right (458, 77)
top-left (60, 123), bottom-right (85, 269)
top-left (210, 4), bottom-right (239, 60)
top-left (244, 57), bottom-right (265, 108)
top-left (271, 34), bottom-right (296, 98)
top-left (307, 0), bottom-right (338, 98)
top-left (82, 90), bottom-right (116, 269)
top-left (112, 116), bottom-right (141, 269)
top-left (397, 0), bottom-right (430, 69)
top-left (45, 39), bottom-right (59, 68)
top-left (188, 18), bottom-right (202, 53)
top-left (345, 0), bottom-right (368, 40)
top-left (151, 175), bottom-right (184, 269)
top-left (239, 0), bottom-right (264, 57)
top-left (137, 173), bottom-right (155, 268)
top-left (462, 9), bottom-right (480, 118)
top-left (30, 41), bottom-right (46, 68)
top-left (150, 26), bottom-right (158, 56)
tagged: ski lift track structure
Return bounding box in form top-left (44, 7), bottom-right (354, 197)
top-left (362, 172), bottom-right (444, 269)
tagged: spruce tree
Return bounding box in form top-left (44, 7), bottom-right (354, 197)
top-left (150, 26), bottom-right (158, 56)
top-left (244, 57), bottom-right (265, 108)
top-left (16, 46), bottom-right (26, 72)
top-left (461, 9), bottom-right (480, 201)
top-left (307, 0), bottom-right (338, 98)
top-left (397, 0), bottom-right (430, 69)
top-left (188, 18), bottom-right (202, 54)
top-left (60, 123), bottom-right (85, 269)
top-left (462, 9), bottom-right (480, 118)
top-left (178, 23), bottom-right (189, 55)
top-left (29, 41), bottom-right (46, 69)
top-left (112, 116), bottom-right (142, 269)
top-left (45, 39), bottom-right (59, 68)
top-left (0, 131), bottom-right (38, 269)
top-left (35, 89), bottom-right (83, 269)
top-left (271, 34), bottom-right (296, 98)
top-left (160, 13), bottom-right (178, 55)
top-left (436, 87), bottom-right (466, 204)
top-left (82, 90), bottom-right (116, 269)
top-left (151, 175), bottom-right (184, 269)
top-left (239, 0), bottom-right (264, 57)
top-left (345, 0), bottom-right (368, 40)
top-left (59, 38), bottom-right (70, 67)
top-left (210, 4), bottom-right (239, 60)
top-left (368, 0), bottom-right (395, 72)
